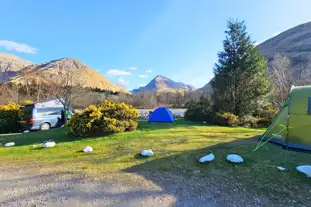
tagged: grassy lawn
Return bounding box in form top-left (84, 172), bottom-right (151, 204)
top-left (0, 119), bottom-right (310, 204)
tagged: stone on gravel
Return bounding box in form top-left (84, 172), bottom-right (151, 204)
top-left (227, 154), bottom-right (244, 163)
top-left (141, 149), bottom-right (153, 156)
top-left (43, 141), bottom-right (56, 148)
top-left (83, 146), bottom-right (93, 152)
top-left (199, 153), bottom-right (215, 163)
top-left (296, 165), bottom-right (311, 177)
top-left (4, 142), bottom-right (15, 147)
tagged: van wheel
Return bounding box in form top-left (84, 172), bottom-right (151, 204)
top-left (40, 123), bottom-right (50, 130)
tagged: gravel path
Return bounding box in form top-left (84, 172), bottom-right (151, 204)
top-left (0, 167), bottom-right (267, 207)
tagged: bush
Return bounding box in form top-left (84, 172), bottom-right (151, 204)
top-left (0, 103), bottom-right (21, 133)
top-left (240, 115), bottom-right (259, 128)
top-left (21, 100), bottom-right (33, 105)
top-left (184, 99), bottom-right (214, 122)
top-left (67, 100), bottom-right (138, 137)
top-left (215, 112), bottom-right (239, 127)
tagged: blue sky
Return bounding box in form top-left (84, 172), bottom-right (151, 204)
top-left (1, 0), bottom-right (311, 90)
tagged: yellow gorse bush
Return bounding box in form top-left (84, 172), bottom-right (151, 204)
top-left (67, 100), bottom-right (138, 137)
top-left (0, 103), bottom-right (21, 133)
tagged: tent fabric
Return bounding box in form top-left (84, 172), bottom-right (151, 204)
top-left (263, 85), bottom-right (311, 151)
top-left (148, 107), bottom-right (174, 123)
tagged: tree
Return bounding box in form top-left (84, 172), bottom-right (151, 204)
top-left (50, 70), bottom-right (83, 109)
top-left (211, 19), bottom-right (271, 116)
top-left (269, 54), bottom-right (294, 108)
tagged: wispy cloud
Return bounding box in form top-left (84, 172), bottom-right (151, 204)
top-left (145, 70), bottom-right (152, 73)
top-left (105, 69), bottom-right (131, 76)
top-left (138, 84), bottom-right (146, 87)
top-left (129, 67), bottom-right (137, 70)
top-left (0, 40), bottom-right (38, 54)
top-left (139, 74), bottom-right (148, 78)
top-left (118, 77), bottom-right (129, 85)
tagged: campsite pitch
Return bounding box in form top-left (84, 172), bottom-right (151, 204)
top-left (0, 120), bottom-right (310, 206)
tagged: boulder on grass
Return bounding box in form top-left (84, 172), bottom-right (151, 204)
top-left (199, 153), bottom-right (215, 163)
top-left (4, 142), bottom-right (15, 147)
top-left (23, 130), bottom-right (30, 134)
top-left (296, 165), bottom-right (311, 178)
top-left (43, 141), bottom-right (56, 148)
top-left (227, 154), bottom-right (244, 163)
top-left (83, 146), bottom-right (93, 152)
top-left (141, 149), bottom-right (153, 157)
top-left (277, 166), bottom-right (286, 171)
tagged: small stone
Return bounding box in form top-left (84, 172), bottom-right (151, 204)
top-left (4, 142), bottom-right (15, 147)
top-left (296, 165), bottom-right (311, 177)
top-left (83, 146), bottom-right (93, 152)
top-left (277, 166), bottom-right (286, 171)
top-left (199, 153), bottom-right (215, 163)
top-left (141, 149), bottom-right (153, 156)
top-left (227, 154), bottom-right (244, 163)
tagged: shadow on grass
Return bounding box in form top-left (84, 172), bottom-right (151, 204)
top-left (123, 136), bottom-right (311, 206)
top-left (0, 128), bottom-right (80, 147)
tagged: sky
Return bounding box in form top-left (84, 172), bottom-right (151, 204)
top-left (1, 0), bottom-right (311, 90)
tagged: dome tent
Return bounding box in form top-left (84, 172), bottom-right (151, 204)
top-left (260, 85), bottom-right (311, 151)
top-left (148, 107), bottom-right (174, 123)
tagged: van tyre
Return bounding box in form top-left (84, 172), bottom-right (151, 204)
top-left (40, 123), bottom-right (50, 130)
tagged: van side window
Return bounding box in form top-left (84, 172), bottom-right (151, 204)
top-left (37, 108), bottom-right (62, 116)
top-left (308, 97), bottom-right (311, 115)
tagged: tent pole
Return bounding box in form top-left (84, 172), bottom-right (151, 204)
top-left (284, 97), bottom-right (291, 150)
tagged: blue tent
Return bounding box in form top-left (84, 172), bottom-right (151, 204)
top-left (148, 107), bottom-right (174, 123)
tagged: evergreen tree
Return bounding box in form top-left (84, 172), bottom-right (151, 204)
top-left (211, 19), bottom-right (271, 116)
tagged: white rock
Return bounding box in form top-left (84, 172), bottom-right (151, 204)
top-left (203, 121), bottom-right (207, 124)
top-left (141, 149), bottom-right (153, 157)
top-left (199, 153), bottom-right (215, 163)
top-left (43, 141), bottom-right (56, 148)
top-left (23, 130), bottom-right (30, 134)
top-left (277, 166), bottom-right (286, 171)
top-left (61, 125), bottom-right (64, 128)
top-left (227, 154), bottom-right (244, 163)
top-left (4, 142), bottom-right (15, 147)
top-left (296, 165), bottom-right (311, 178)
top-left (83, 146), bottom-right (93, 152)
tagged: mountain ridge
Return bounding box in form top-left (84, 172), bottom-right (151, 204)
top-left (132, 75), bottom-right (195, 94)
top-left (1, 53), bottom-right (127, 92)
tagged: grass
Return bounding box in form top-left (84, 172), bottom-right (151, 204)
top-left (0, 119), bottom-right (310, 204)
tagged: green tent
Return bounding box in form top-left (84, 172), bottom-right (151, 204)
top-left (263, 85), bottom-right (311, 151)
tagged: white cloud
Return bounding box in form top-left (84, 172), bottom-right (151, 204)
top-left (0, 40), bottom-right (38, 54)
top-left (96, 69), bottom-right (100, 72)
top-left (105, 69), bottom-right (131, 76)
top-left (129, 67), bottom-right (137, 70)
top-left (145, 70), bottom-right (152, 73)
top-left (118, 77), bottom-right (129, 85)
top-left (138, 84), bottom-right (146, 87)
top-left (139, 74), bottom-right (148, 78)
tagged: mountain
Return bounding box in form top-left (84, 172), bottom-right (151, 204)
top-left (7, 57), bottom-right (126, 92)
top-left (0, 52), bottom-right (33, 82)
top-left (132, 75), bottom-right (195, 94)
top-left (257, 21), bottom-right (311, 72)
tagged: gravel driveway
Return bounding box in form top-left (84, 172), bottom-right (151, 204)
top-left (0, 167), bottom-right (268, 207)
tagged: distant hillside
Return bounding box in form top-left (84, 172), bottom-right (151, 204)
top-left (0, 52), bottom-right (33, 82)
top-left (9, 57), bottom-right (127, 92)
top-left (132, 75), bottom-right (195, 94)
top-left (257, 21), bottom-right (311, 72)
